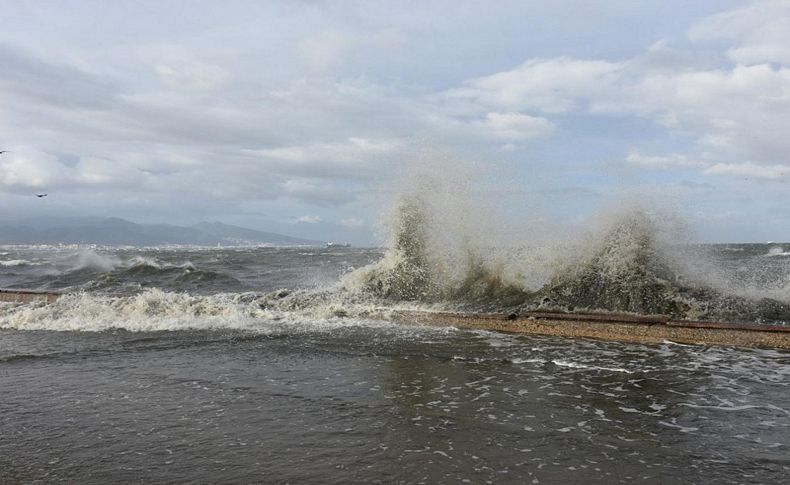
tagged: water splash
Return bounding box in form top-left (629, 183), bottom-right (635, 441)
top-left (345, 194), bottom-right (530, 307)
top-left (69, 250), bottom-right (122, 272)
top-left (345, 191), bottom-right (789, 323)
top-left (538, 209), bottom-right (693, 316)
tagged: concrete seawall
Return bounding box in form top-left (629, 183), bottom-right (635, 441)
top-left (388, 310), bottom-right (790, 350)
top-left (0, 289), bottom-right (61, 304)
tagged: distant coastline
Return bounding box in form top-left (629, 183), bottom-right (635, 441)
top-left (0, 217), bottom-right (323, 247)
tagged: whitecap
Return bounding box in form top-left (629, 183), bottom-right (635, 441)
top-left (0, 259), bottom-right (35, 267)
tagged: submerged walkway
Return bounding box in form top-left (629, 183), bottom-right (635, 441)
top-left (389, 309), bottom-right (790, 350)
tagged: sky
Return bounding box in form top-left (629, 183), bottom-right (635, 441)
top-left (1, 0), bottom-right (789, 244)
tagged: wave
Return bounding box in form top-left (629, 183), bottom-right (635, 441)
top-left (342, 196), bottom-right (531, 309)
top-left (126, 256), bottom-right (196, 270)
top-left (0, 259), bottom-right (38, 267)
top-left (0, 288), bottom-right (438, 333)
top-left (9, 251), bottom-right (243, 294)
top-left (340, 195), bottom-right (789, 324)
top-left (766, 247), bottom-right (790, 257)
top-left (0, 290), bottom-right (269, 332)
top-left (85, 261), bottom-right (244, 294)
top-left (68, 250), bottom-right (122, 272)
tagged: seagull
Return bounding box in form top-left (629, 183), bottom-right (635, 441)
top-left (35, 194), bottom-right (48, 198)
top-left (0, 150), bottom-right (9, 155)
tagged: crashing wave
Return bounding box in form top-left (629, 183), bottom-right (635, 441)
top-left (533, 211), bottom-right (790, 322)
top-left (344, 196), bottom-right (531, 308)
top-left (0, 259), bottom-right (37, 267)
top-left (345, 201), bottom-right (789, 324)
top-left (766, 247), bottom-right (790, 257)
top-left (0, 287), bottom-right (441, 333)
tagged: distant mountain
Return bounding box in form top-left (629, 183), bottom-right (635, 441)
top-left (0, 217), bottom-right (322, 246)
top-left (191, 222), bottom-right (320, 246)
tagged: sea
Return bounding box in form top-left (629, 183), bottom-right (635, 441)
top-left (1, 236), bottom-right (789, 483)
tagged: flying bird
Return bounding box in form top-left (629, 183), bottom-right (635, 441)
top-left (35, 194), bottom-right (48, 198)
top-left (0, 150), bottom-right (9, 155)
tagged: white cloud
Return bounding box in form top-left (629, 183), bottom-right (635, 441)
top-left (0, 150), bottom-right (67, 190)
top-left (297, 29), bottom-right (407, 72)
top-left (74, 157), bottom-right (148, 187)
top-left (252, 137), bottom-right (399, 165)
top-left (0, 149), bottom-right (148, 192)
top-left (281, 178), bottom-right (357, 206)
top-left (704, 162), bottom-right (789, 180)
top-left (625, 152), bottom-right (706, 169)
top-left (447, 57), bottom-right (623, 114)
top-left (155, 61), bottom-right (228, 92)
top-left (628, 64), bottom-right (790, 164)
top-left (137, 44), bottom-right (230, 92)
top-left (451, 22), bottom-right (790, 178)
top-left (339, 217), bottom-right (364, 228)
top-left (479, 112), bottom-right (555, 141)
top-left (298, 31), bottom-right (357, 71)
top-left (689, 0), bottom-right (790, 65)
top-left (457, 59), bottom-right (790, 169)
top-left (293, 215), bottom-right (322, 224)
top-left (241, 137), bottom-right (402, 182)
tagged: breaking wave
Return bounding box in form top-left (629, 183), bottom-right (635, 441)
top-left (536, 211), bottom-right (790, 322)
top-left (0, 290), bottom-right (270, 332)
top-left (11, 251), bottom-right (243, 294)
top-left (68, 250), bottom-right (122, 272)
top-left (766, 247), bottom-right (790, 257)
top-left (0, 288), bottom-right (432, 333)
top-left (343, 196), bottom-right (530, 309)
top-left (335, 167), bottom-right (790, 324)
top-left (85, 259), bottom-right (243, 294)
top-left (0, 259), bottom-right (37, 267)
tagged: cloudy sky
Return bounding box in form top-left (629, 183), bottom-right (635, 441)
top-left (1, 0), bottom-right (789, 243)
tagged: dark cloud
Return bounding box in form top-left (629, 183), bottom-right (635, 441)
top-left (0, 44), bottom-right (119, 109)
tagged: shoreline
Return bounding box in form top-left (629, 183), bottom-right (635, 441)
top-left (2, 288), bottom-right (789, 349)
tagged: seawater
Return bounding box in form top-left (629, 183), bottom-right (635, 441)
top-left (1, 244), bottom-right (790, 483)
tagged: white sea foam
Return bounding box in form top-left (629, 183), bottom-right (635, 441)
top-left (0, 288), bottom-right (448, 334)
top-left (0, 259), bottom-right (36, 267)
top-left (551, 359), bottom-right (634, 374)
top-left (128, 255), bottom-right (163, 268)
top-left (126, 256), bottom-right (196, 270)
top-left (69, 250), bottom-right (122, 272)
top-left (679, 402), bottom-right (790, 415)
top-left (766, 247), bottom-right (790, 257)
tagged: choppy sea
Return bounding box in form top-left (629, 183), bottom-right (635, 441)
top-left (1, 243), bottom-right (789, 483)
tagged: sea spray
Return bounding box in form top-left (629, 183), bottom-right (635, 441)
top-left (356, 197), bottom-right (435, 299)
top-left (538, 209), bottom-right (692, 316)
top-left (344, 194), bottom-right (531, 306)
top-left (69, 249), bottom-right (122, 272)
top-left (343, 187), bottom-right (790, 323)
top-left (533, 209), bottom-right (790, 322)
